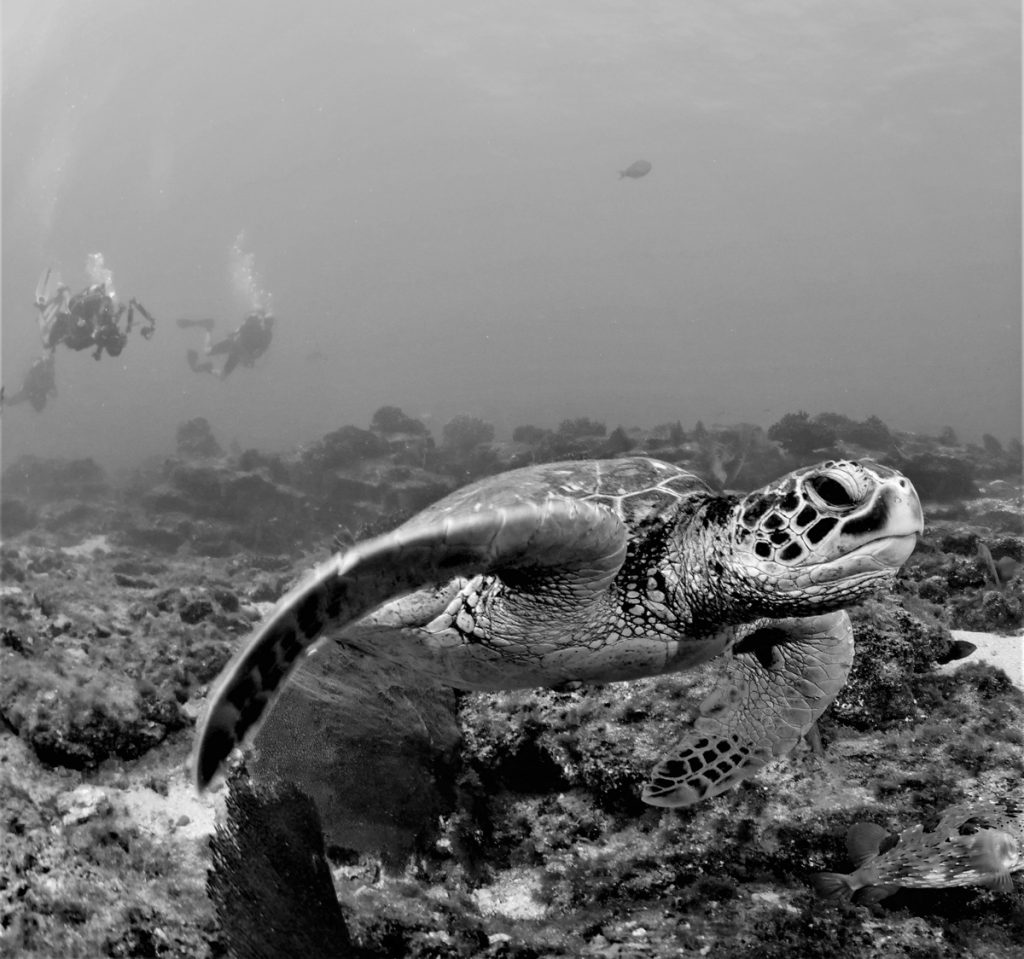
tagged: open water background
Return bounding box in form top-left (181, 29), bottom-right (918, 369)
top-left (2, 0), bottom-right (1020, 470)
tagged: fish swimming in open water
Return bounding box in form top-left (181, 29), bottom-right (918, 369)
top-left (811, 801), bottom-right (1023, 903)
top-left (619, 159), bottom-right (652, 179)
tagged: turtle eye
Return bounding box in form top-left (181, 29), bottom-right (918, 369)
top-left (807, 474), bottom-right (858, 511)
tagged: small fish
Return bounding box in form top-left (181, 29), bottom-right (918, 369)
top-left (618, 159), bottom-right (652, 179)
top-left (811, 801), bottom-right (1023, 903)
top-left (936, 638), bottom-right (977, 665)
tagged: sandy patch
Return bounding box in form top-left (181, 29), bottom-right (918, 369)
top-left (938, 629), bottom-right (1024, 690)
top-left (62, 534), bottom-right (113, 557)
top-left (473, 867), bottom-right (547, 921)
top-left (116, 769), bottom-right (224, 842)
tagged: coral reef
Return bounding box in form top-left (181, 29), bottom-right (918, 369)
top-left (902, 452), bottom-right (978, 501)
top-left (767, 410), bottom-right (841, 457)
top-left (371, 405), bottom-right (430, 437)
top-left (0, 409), bottom-right (1021, 957)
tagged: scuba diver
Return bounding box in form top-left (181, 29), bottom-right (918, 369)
top-left (35, 268), bottom-right (156, 360)
top-left (4, 352), bottom-right (58, 413)
top-left (177, 310), bottom-right (275, 379)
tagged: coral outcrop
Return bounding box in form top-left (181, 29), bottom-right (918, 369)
top-left (1, 409), bottom-right (1021, 957)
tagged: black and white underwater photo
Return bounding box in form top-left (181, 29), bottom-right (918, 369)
top-left (2, 2), bottom-right (1022, 957)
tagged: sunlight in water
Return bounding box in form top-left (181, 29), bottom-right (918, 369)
top-left (230, 231), bottom-right (273, 314)
top-left (85, 252), bottom-right (116, 301)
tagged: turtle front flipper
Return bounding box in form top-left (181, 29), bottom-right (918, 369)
top-left (642, 611), bottom-right (853, 807)
top-left (192, 497), bottom-right (627, 792)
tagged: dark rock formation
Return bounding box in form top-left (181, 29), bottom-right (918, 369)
top-left (903, 452), bottom-right (978, 501)
top-left (830, 600), bottom-right (953, 730)
top-left (441, 415), bottom-right (495, 454)
top-left (176, 417), bottom-right (224, 460)
top-left (300, 425), bottom-right (387, 472)
top-left (1, 662), bottom-right (183, 769)
top-left (767, 411), bottom-right (839, 457)
top-left (370, 405), bottom-right (429, 437)
top-left (0, 499), bottom-right (37, 537)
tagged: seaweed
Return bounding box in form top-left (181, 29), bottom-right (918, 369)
top-left (208, 772), bottom-right (352, 959)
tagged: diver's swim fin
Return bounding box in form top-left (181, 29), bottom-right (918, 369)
top-left (35, 267), bottom-right (54, 306)
top-left (186, 349), bottom-right (216, 375)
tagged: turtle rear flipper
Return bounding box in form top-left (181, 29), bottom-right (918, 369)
top-left (192, 497), bottom-right (627, 792)
top-left (642, 612), bottom-right (853, 807)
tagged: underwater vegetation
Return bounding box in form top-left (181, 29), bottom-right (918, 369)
top-left (209, 774), bottom-right (350, 958)
top-left (0, 408), bottom-right (1021, 957)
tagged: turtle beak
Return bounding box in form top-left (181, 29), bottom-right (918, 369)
top-left (848, 477), bottom-right (923, 569)
top-left (882, 476), bottom-right (924, 545)
top-left (890, 476), bottom-right (924, 533)
top-left (853, 532), bottom-right (918, 568)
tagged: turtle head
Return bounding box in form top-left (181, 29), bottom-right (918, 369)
top-left (727, 460), bottom-right (923, 612)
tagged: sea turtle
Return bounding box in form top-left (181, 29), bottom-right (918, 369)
top-left (193, 456), bottom-right (922, 806)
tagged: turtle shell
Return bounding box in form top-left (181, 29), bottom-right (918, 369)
top-left (407, 457), bottom-right (712, 533)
